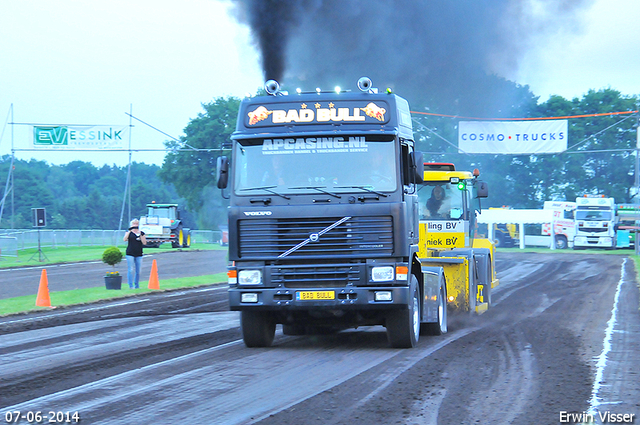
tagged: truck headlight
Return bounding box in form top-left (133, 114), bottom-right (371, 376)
top-left (238, 270), bottom-right (262, 285)
top-left (371, 266), bottom-right (394, 282)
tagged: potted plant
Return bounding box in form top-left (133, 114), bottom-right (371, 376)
top-left (102, 246), bottom-right (123, 290)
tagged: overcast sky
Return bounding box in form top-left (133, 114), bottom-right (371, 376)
top-left (1, 0), bottom-right (639, 167)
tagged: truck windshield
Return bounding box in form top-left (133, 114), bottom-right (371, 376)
top-left (576, 210), bottom-right (612, 220)
top-left (233, 137), bottom-right (397, 195)
top-left (148, 208), bottom-right (175, 219)
top-left (417, 182), bottom-right (465, 220)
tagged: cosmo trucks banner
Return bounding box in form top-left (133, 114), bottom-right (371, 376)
top-left (32, 125), bottom-right (128, 150)
top-left (458, 120), bottom-right (568, 154)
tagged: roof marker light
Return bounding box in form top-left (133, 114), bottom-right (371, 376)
top-left (335, 86), bottom-right (341, 94)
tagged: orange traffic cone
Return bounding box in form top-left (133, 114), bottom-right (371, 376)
top-left (35, 269), bottom-right (52, 307)
top-left (148, 259), bottom-right (160, 290)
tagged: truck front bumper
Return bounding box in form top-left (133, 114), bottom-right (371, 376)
top-left (574, 236), bottom-right (614, 248)
top-left (228, 286), bottom-right (411, 311)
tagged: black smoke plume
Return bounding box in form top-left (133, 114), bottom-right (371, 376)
top-left (230, 0), bottom-right (311, 82)
top-left (231, 0), bottom-right (592, 115)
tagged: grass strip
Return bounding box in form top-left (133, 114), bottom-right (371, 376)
top-left (0, 243), bottom-right (224, 269)
top-left (0, 273), bottom-right (227, 316)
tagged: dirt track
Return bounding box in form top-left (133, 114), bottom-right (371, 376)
top-left (1, 252), bottom-right (639, 424)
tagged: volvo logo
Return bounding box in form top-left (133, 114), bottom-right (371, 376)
top-left (243, 211), bottom-right (272, 216)
top-left (309, 233), bottom-right (319, 242)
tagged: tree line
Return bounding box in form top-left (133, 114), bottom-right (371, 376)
top-left (415, 88), bottom-right (639, 208)
top-left (0, 160), bottom-right (191, 230)
top-left (2, 83), bottom-right (638, 231)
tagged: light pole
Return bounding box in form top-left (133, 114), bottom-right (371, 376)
top-left (633, 117), bottom-right (640, 255)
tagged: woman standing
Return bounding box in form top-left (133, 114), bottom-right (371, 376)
top-left (123, 219), bottom-right (147, 289)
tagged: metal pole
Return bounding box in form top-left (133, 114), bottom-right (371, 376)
top-left (0, 106), bottom-right (14, 223)
top-left (117, 105), bottom-right (134, 231)
top-left (128, 104), bottom-right (132, 223)
top-left (0, 155), bottom-right (14, 224)
top-left (0, 105), bottom-right (13, 210)
top-left (118, 169), bottom-right (130, 231)
top-left (10, 104), bottom-right (14, 230)
top-left (127, 158), bottom-right (131, 222)
top-left (38, 227), bottom-right (42, 261)
top-left (633, 117), bottom-right (640, 255)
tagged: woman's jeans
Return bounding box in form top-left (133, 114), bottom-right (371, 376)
top-left (126, 255), bottom-right (142, 288)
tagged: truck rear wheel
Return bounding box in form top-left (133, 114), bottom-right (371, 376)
top-left (241, 311), bottom-right (276, 347)
top-left (172, 225), bottom-right (184, 248)
top-left (469, 262), bottom-right (477, 313)
top-left (485, 258), bottom-right (493, 307)
top-left (477, 254), bottom-right (492, 308)
top-left (386, 276), bottom-right (420, 348)
top-left (555, 235), bottom-right (568, 249)
top-left (422, 283), bottom-right (448, 335)
top-left (182, 229), bottom-right (191, 248)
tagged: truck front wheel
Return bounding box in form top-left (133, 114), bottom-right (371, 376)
top-left (386, 276), bottom-right (420, 348)
top-left (241, 311), bottom-right (276, 348)
top-left (422, 282), bottom-right (448, 336)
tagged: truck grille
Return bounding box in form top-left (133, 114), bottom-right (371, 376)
top-left (578, 227), bottom-right (608, 233)
top-left (238, 216), bottom-right (393, 258)
top-left (271, 264), bottom-right (362, 288)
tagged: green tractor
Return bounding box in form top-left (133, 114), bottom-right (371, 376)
top-left (139, 203), bottom-right (191, 248)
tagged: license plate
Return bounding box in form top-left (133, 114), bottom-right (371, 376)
top-left (296, 291), bottom-right (335, 301)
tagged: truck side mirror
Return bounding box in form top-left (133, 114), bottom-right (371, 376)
top-left (414, 152), bottom-right (424, 183)
top-left (476, 181), bottom-right (489, 198)
top-left (216, 156), bottom-right (229, 189)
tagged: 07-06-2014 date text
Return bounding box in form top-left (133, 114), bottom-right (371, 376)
top-left (3, 411), bottom-right (80, 424)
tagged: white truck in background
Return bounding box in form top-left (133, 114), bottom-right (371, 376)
top-left (542, 201), bottom-right (576, 249)
top-left (573, 195), bottom-right (617, 249)
top-left (477, 202), bottom-right (575, 249)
